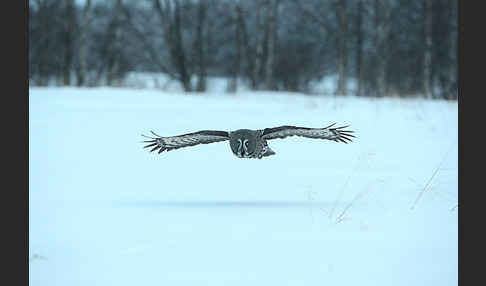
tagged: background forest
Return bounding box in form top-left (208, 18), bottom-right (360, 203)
top-left (29, 0), bottom-right (458, 99)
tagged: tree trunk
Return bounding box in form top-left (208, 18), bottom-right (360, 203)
top-left (375, 0), bottom-right (389, 97)
top-left (355, 0), bottom-right (364, 96)
top-left (63, 0), bottom-right (76, 86)
top-left (196, 0), bottom-right (207, 92)
top-left (252, 0), bottom-right (266, 90)
top-left (264, 0), bottom-right (278, 90)
top-left (423, 0), bottom-right (433, 99)
top-left (173, 0), bottom-right (191, 91)
top-left (336, 0), bottom-right (348, 96)
top-left (447, 0), bottom-right (457, 99)
top-left (77, 0), bottom-right (92, 86)
top-left (37, 0), bottom-right (49, 86)
top-left (154, 0), bottom-right (192, 91)
top-left (107, 0), bottom-right (123, 86)
top-left (228, 1), bottom-right (243, 93)
top-left (237, 4), bottom-right (253, 86)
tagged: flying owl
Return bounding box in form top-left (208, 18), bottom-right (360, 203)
top-left (142, 123), bottom-right (355, 159)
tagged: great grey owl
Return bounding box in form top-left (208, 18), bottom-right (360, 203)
top-left (142, 123), bottom-right (354, 159)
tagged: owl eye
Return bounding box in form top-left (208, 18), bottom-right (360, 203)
top-left (244, 140), bottom-right (249, 147)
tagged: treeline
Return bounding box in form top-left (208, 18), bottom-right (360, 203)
top-left (29, 0), bottom-right (457, 99)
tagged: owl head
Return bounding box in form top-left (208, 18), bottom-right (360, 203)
top-left (229, 129), bottom-right (258, 158)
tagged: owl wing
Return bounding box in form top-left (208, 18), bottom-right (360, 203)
top-left (142, 130), bottom-right (230, 154)
top-left (261, 123), bottom-right (355, 143)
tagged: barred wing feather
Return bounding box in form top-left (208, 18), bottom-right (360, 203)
top-left (261, 123), bottom-right (355, 143)
top-left (142, 130), bottom-right (230, 154)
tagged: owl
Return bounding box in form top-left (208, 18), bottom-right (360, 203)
top-left (142, 123), bottom-right (354, 159)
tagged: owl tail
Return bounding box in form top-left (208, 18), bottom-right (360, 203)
top-left (261, 147), bottom-right (276, 157)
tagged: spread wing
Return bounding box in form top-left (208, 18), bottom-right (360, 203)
top-left (261, 123), bottom-right (355, 143)
top-left (142, 130), bottom-right (230, 154)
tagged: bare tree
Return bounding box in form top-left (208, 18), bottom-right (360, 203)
top-left (61, 0), bottom-right (76, 86)
top-left (375, 0), bottom-right (390, 97)
top-left (264, 0), bottom-right (278, 90)
top-left (423, 0), bottom-right (433, 99)
top-left (154, 0), bottom-right (192, 91)
top-left (239, 3), bottom-right (253, 87)
top-left (95, 0), bottom-right (126, 86)
top-left (77, 0), bottom-right (92, 86)
top-left (252, 0), bottom-right (266, 90)
top-left (195, 0), bottom-right (208, 92)
top-left (446, 0), bottom-right (457, 99)
top-left (122, 1), bottom-right (175, 79)
top-left (355, 0), bottom-right (364, 96)
top-left (106, 0), bottom-right (124, 86)
top-left (34, 0), bottom-right (58, 86)
top-left (336, 0), bottom-right (348, 96)
top-left (228, 1), bottom-right (243, 92)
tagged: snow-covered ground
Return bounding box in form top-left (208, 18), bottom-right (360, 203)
top-left (29, 87), bottom-right (458, 286)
